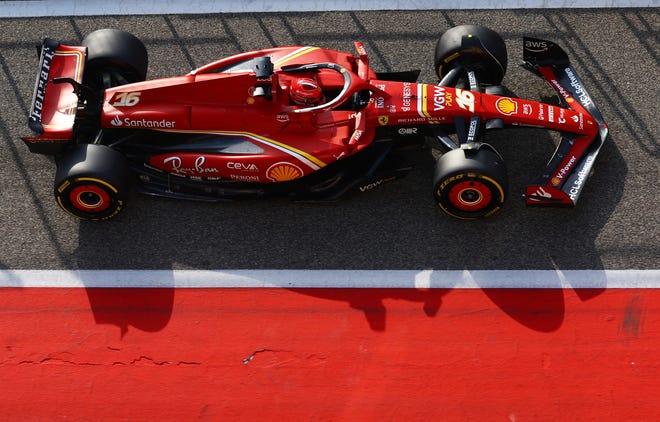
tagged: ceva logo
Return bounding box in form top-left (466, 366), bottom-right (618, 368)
top-left (110, 115), bottom-right (123, 127)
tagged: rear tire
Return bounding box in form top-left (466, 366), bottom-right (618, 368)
top-left (82, 29), bottom-right (148, 88)
top-left (54, 144), bottom-right (130, 221)
top-left (434, 25), bottom-right (508, 85)
top-left (433, 148), bottom-right (508, 219)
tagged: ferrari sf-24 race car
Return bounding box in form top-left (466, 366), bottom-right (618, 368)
top-left (22, 25), bottom-right (608, 221)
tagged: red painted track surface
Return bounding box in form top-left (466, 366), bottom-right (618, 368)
top-left (2, 287), bottom-right (658, 421)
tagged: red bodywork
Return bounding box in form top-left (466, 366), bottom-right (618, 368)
top-left (23, 39), bottom-right (606, 207)
top-left (23, 43), bottom-right (85, 141)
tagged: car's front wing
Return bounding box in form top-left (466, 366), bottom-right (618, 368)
top-left (522, 37), bottom-right (609, 206)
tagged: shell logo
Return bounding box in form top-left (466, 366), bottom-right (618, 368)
top-left (266, 162), bottom-right (303, 182)
top-left (552, 177), bottom-right (561, 186)
top-left (495, 97), bottom-right (518, 116)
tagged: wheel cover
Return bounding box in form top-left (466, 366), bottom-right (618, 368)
top-left (69, 185), bottom-right (111, 213)
top-left (448, 180), bottom-right (492, 211)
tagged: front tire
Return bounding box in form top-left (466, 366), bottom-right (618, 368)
top-left (433, 148), bottom-right (508, 220)
top-left (54, 144), bottom-right (130, 221)
top-left (434, 25), bottom-right (508, 85)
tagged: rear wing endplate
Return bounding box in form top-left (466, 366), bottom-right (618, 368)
top-left (22, 38), bottom-right (86, 153)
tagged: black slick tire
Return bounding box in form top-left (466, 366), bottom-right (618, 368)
top-left (433, 148), bottom-right (508, 220)
top-left (54, 144), bottom-right (130, 221)
top-left (434, 25), bottom-right (508, 85)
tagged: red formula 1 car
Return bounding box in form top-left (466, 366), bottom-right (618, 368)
top-left (22, 25), bottom-right (608, 220)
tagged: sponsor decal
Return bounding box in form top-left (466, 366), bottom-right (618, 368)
top-left (524, 40), bottom-right (549, 53)
top-left (31, 46), bottom-right (56, 122)
top-left (378, 116), bottom-right (389, 125)
top-left (468, 72), bottom-right (477, 88)
top-left (432, 86), bottom-right (446, 111)
top-left (374, 96), bottom-right (385, 109)
top-left (163, 155), bottom-right (220, 175)
top-left (548, 105), bottom-right (555, 123)
top-left (276, 113), bottom-right (289, 123)
top-left (467, 118), bottom-right (478, 142)
top-left (359, 176), bottom-right (396, 192)
top-left (230, 174), bottom-right (260, 182)
top-left (266, 162), bottom-right (303, 182)
top-left (495, 97), bottom-right (517, 116)
top-left (551, 177), bottom-right (561, 186)
top-left (110, 116), bottom-right (176, 128)
top-left (401, 82), bottom-right (412, 112)
top-left (538, 104), bottom-right (545, 121)
top-left (227, 162), bottom-right (258, 172)
top-left (350, 129), bottom-right (363, 144)
top-left (558, 108), bottom-right (566, 124)
top-left (529, 186), bottom-right (552, 201)
top-left (569, 156), bottom-right (595, 200)
top-left (445, 91), bottom-right (453, 107)
top-left (555, 155), bottom-right (577, 182)
top-left (564, 67), bottom-right (592, 107)
top-left (395, 117), bottom-right (427, 124)
top-left (397, 127), bottom-right (418, 135)
top-left (551, 79), bottom-right (570, 101)
top-left (523, 104), bottom-right (533, 115)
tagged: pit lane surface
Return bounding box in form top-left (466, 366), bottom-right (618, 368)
top-left (0, 7), bottom-right (659, 421)
top-left (1, 8), bottom-right (658, 271)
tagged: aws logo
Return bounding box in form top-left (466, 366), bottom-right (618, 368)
top-left (525, 40), bottom-right (549, 53)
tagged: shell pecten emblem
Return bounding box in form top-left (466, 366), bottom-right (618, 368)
top-left (495, 97), bottom-right (518, 116)
top-left (266, 162), bottom-right (303, 182)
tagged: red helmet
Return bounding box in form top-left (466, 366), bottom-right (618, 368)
top-left (290, 77), bottom-right (323, 106)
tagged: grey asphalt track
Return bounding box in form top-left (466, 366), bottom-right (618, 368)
top-left (0, 8), bottom-right (657, 271)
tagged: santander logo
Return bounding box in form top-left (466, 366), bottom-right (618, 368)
top-left (107, 115), bottom-right (176, 128)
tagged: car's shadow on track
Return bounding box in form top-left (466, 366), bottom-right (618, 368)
top-left (85, 286), bottom-right (175, 337)
top-left (74, 127), bottom-right (625, 333)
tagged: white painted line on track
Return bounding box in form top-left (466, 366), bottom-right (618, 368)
top-left (0, 0), bottom-right (655, 18)
top-left (1, 269), bottom-right (658, 289)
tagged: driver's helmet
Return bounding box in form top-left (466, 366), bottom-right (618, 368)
top-left (289, 77), bottom-right (324, 106)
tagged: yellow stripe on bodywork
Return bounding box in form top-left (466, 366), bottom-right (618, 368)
top-left (273, 47), bottom-right (321, 66)
top-left (159, 129), bottom-right (327, 170)
top-left (420, 84), bottom-right (431, 118)
top-left (238, 131), bottom-right (327, 169)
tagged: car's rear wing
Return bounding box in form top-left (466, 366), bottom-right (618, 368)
top-left (521, 37), bottom-right (609, 207)
top-left (21, 38), bottom-right (86, 154)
